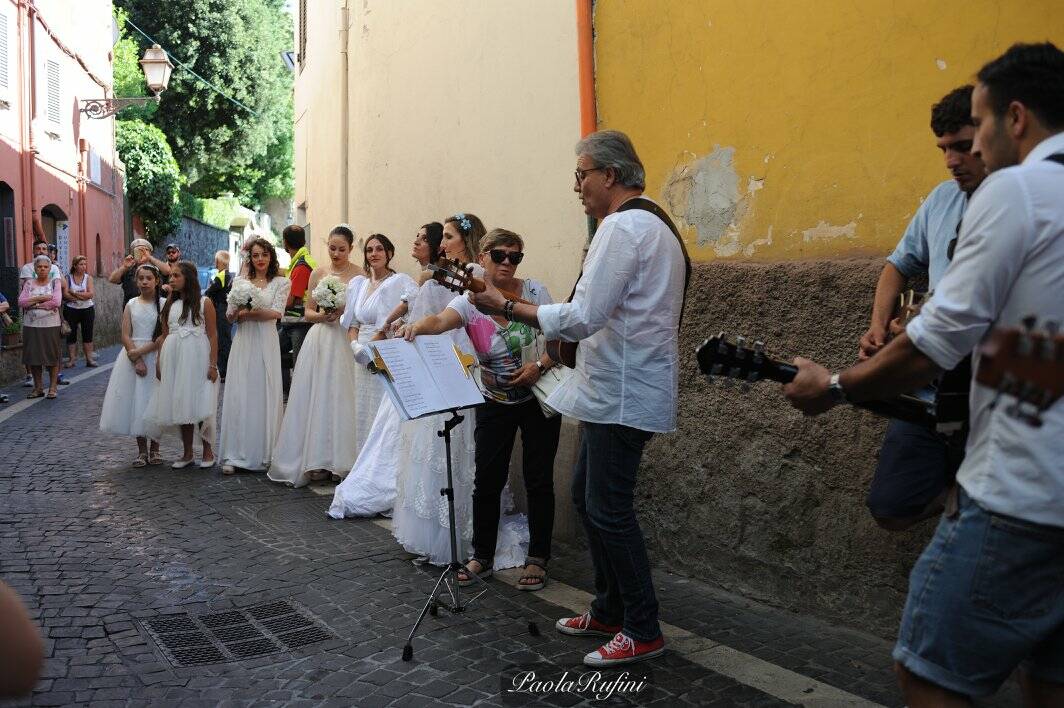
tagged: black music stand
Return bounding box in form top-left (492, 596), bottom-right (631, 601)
top-left (400, 408), bottom-right (541, 661)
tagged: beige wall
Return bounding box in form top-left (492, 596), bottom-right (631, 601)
top-left (295, 0), bottom-right (586, 299)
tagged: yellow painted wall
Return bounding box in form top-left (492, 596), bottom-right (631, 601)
top-left (594, 1), bottom-right (1064, 261)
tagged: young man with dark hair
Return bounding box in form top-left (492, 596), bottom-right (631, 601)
top-left (278, 225), bottom-right (316, 383)
top-left (858, 85), bottom-right (987, 531)
top-left (786, 42), bottom-right (1064, 705)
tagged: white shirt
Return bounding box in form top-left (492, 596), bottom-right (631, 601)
top-left (19, 262), bottom-right (61, 282)
top-left (537, 201), bottom-right (685, 433)
top-left (906, 131), bottom-right (1064, 528)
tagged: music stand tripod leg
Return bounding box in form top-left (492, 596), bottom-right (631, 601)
top-left (401, 411), bottom-right (543, 661)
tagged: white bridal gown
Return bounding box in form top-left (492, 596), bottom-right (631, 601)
top-left (269, 274), bottom-right (366, 487)
top-left (99, 297), bottom-right (161, 441)
top-left (339, 271), bottom-right (417, 456)
top-left (386, 280), bottom-right (530, 568)
top-left (219, 276), bottom-right (290, 470)
top-left (145, 297), bottom-right (218, 442)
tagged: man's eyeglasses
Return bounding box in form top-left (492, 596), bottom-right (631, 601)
top-left (488, 249), bottom-right (524, 266)
top-left (574, 166), bottom-right (606, 184)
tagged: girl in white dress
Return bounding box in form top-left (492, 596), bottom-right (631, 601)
top-left (390, 213), bottom-right (529, 569)
top-left (270, 225), bottom-right (365, 487)
top-left (220, 238), bottom-right (291, 474)
top-left (99, 264), bottom-right (164, 467)
top-left (329, 223), bottom-right (443, 517)
top-left (340, 234), bottom-right (417, 456)
top-left (145, 261), bottom-right (220, 468)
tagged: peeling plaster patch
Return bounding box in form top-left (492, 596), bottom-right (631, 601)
top-left (763, 154), bottom-right (774, 164)
top-left (802, 220), bottom-right (858, 243)
top-left (662, 146), bottom-right (745, 247)
top-left (936, 58), bottom-right (948, 70)
top-left (747, 177), bottom-right (764, 194)
top-left (743, 225), bottom-right (773, 257)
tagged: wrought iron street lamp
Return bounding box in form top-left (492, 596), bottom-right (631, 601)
top-left (80, 44), bottom-right (174, 119)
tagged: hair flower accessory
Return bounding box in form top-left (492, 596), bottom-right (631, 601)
top-left (453, 213), bottom-right (473, 234)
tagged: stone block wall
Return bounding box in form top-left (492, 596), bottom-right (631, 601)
top-left (638, 258), bottom-right (931, 638)
top-left (155, 217), bottom-right (229, 268)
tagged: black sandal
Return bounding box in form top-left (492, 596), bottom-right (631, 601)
top-left (457, 559), bottom-right (493, 587)
top-left (518, 557), bottom-right (548, 592)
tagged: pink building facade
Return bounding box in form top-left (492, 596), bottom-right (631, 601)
top-left (0, 0), bottom-right (124, 298)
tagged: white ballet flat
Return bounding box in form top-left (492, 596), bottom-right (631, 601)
top-left (171, 459), bottom-right (194, 469)
top-left (198, 458), bottom-right (216, 469)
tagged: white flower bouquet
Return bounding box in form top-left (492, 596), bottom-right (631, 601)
top-left (227, 278), bottom-right (265, 311)
top-left (312, 275), bottom-right (346, 312)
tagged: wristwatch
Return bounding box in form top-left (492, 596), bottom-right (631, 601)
top-left (828, 373), bottom-right (848, 403)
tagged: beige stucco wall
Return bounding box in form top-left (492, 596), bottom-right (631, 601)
top-left (295, 0), bottom-right (586, 299)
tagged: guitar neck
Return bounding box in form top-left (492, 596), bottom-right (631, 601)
top-left (758, 361), bottom-right (935, 426)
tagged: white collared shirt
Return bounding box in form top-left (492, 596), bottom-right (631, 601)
top-left (537, 202), bottom-right (685, 433)
top-left (906, 131), bottom-right (1064, 527)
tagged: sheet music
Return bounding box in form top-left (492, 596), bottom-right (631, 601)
top-left (369, 336), bottom-right (484, 420)
top-left (415, 335), bottom-right (484, 410)
top-left (371, 339), bottom-right (448, 419)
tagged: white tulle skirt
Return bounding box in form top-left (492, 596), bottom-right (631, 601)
top-left (327, 395), bottom-right (402, 516)
top-left (270, 321), bottom-right (360, 486)
top-left (146, 331), bottom-right (217, 443)
top-left (390, 409), bottom-right (529, 569)
top-left (99, 342), bottom-right (160, 440)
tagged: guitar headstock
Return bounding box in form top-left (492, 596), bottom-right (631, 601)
top-left (695, 331), bottom-right (794, 385)
top-left (429, 257), bottom-right (484, 295)
top-left (976, 318), bottom-right (1064, 427)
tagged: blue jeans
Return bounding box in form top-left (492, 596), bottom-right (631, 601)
top-left (571, 422), bottom-right (660, 642)
top-left (893, 487), bottom-right (1064, 697)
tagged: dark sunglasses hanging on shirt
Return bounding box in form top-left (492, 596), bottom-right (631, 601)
top-left (488, 249), bottom-right (524, 265)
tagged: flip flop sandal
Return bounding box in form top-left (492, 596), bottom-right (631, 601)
top-left (517, 559), bottom-right (548, 592)
top-left (45, 391), bottom-right (57, 400)
top-left (131, 455), bottom-right (148, 468)
top-left (457, 560), bottom-right (493, 587)
top-left (148, 453), bottom-right (163, 465)
top-left (26, 390), bottom-right (44, 399)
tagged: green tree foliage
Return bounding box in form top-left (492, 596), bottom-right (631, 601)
top-left (116, 120), bottom-right (182, 244)
top-left (115, 0), bottom-right (294, 207)
top-left (111, 8), bottom-right (156, 122)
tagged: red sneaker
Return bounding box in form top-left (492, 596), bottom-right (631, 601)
top-left (554, 611), bottom-right (622, 638)
top-left (583, 632), bottom-right (665, 667)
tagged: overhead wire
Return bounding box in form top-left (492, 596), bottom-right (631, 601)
top-left (122, 16), bottom-right (260, 116)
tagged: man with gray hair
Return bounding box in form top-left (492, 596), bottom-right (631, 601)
top-left (108, 238), bottom-right (172, 304)
top-left (471, 129), bottom-right (688, 667)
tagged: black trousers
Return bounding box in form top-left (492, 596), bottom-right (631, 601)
top-left (471, 398), bottom-right (562, 564)
top-left (216, 319), bottom-right (233, 378)
top-left (63, 305), bottom-right (95, 344)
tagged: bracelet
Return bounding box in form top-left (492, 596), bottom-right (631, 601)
top-left (502, 300), bottom-right (515, 320)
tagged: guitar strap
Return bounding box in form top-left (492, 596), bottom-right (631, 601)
top-left (565, 197), bottom-right (693, 324)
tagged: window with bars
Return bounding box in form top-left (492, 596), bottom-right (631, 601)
top-left (45, 59), bottom-right (60, 123)
top-left (298, 0), bottom-right (306, 69)
top-left (0, 11), bottom-right (9, 92)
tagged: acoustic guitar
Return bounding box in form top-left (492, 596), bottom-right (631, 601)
top-left (974, 319), bottom-right (1063, 427)
top-left (428, 257), bottom-right (531, 305)
top-left (696, 332), bottom-right (940, 427)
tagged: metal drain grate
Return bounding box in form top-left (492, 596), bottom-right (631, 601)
top-left (142, 600), bottom-right (335, 667)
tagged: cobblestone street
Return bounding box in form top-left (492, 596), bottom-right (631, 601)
top-left (0, 347), bottom-right (1023, 707)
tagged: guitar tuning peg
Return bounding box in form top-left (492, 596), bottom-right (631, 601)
top-left (753, 340), bottom-right (765, 355)
top-left (736, 335), bottom-right (747, 349)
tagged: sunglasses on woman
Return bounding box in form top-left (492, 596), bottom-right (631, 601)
top-left (488, 249), bottom-right (524, 265)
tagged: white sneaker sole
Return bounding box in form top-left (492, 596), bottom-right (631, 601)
top-left (554, 618), bottom-right (618, 638)
top-left (582, 645), bottom-right (665, 667)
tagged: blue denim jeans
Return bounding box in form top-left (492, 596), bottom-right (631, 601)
top-left (571, 422), bottom-right (660, 642)
top-left (893, 487), bottom-right (1064, 697)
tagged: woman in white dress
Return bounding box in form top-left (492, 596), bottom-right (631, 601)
top-left (219, 239), bottom-right (291, 474)
top-left (341, 233), bottom-right (417, 456)
top-left (145, 262), bottom-right (220, 468)
top-left (389, 213), bottom-right (529, 569)
top-left (99, 264), bottom-right (164, 466)
top-left (270, 225), bottom-right (365, 487)
top-left (329, 223), bottom-right (443, 517)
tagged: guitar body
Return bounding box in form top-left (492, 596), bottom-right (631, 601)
top-left (546, 340), bottom-right (578, 368)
